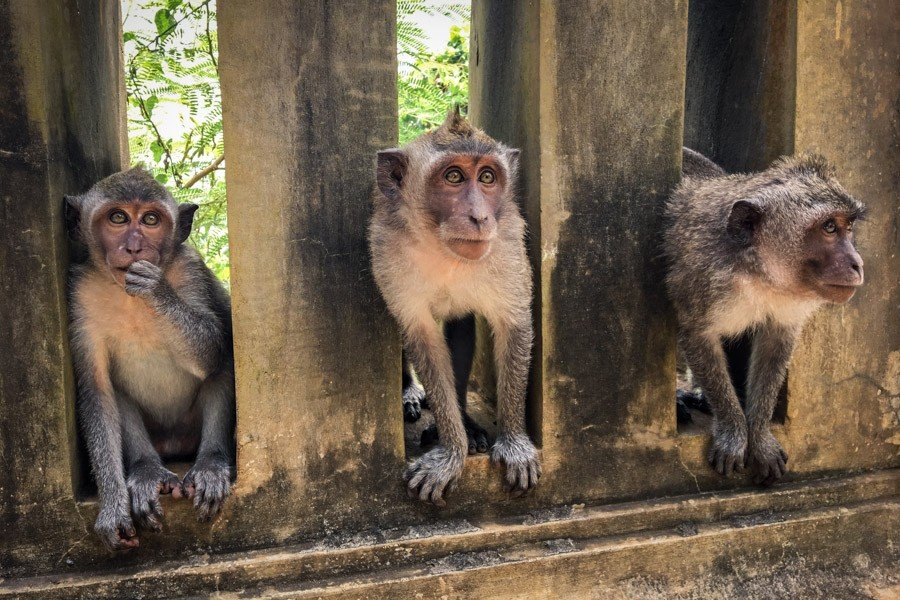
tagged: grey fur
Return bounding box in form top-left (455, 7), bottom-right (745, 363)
top-left (67, 168), bottom-right (235, 550)
top-left (664, 148), bottom-right (865, 484)
top-left (369, 110), bottom-right (539, 505)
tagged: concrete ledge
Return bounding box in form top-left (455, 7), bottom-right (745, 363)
top-left (2, 469), bottom-right (896, 598)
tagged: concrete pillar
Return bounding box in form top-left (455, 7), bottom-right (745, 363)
top-left (218, 0), bottom-right (406, 535)
top-left (684, 0), bottom-right (796, 172)
top-left (471, 1), bottom-right (689, 502)
top-left (0, 0), bottom-right (126, 559)
top-left (786, 0), bottom-right (899, 473)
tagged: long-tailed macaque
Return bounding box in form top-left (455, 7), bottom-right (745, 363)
top-left (369, 109), bottom-right (540, 506)
top-left (66, 168), bottom-right (234, 550)
top-left (665, 149), bottom-right (865, 484)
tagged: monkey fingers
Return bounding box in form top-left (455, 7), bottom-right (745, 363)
top-left (124, 260), bottom-right (163, 298)
top-left (749, 433), bottom-right (789, 486)
top-left (404, 446), bottom-right (464, 507)
top-left (491, 433), bottom-right (542, 497)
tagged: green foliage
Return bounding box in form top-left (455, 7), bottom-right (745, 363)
top-left (397, 2), bottom-right (470, 144)
top-left (124, 0), bottom-right (470, 284)
top-left (123, 0), bottom-right (228, 282)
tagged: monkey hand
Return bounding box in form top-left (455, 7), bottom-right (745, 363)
top-left (747, 428), bottom-right (788, 486)
top-left (491, 433), bottom-right (541, 497)
top-left (175, 453), bottom-right (232, 522)
top-left (404, 445), bottom-right (465, 507)
top-left (708, 416), bottom-right (748, 477)
top-left (95, 496), bottom-right (139, 552)
top-left (402, 381), bottom-right (427, 422)
top-left (124, 260), bottom-right (168, 300)
top-left (126, 460), bottom-right (180, 532)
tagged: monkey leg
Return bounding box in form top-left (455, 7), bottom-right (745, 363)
top-left (680, 331), bottom-right (748, 477)
top-left (490, 318), bottom-right (541, 497)
top-left (176, 369), bottom-right (235, 521)
top-left (403, 320), bottom-right (467, 506)
top-left (421, 315), bottom-right (490, 453)
top-left (402, 351), bottom-right (427, 422)
top-left (120, 400), bottom-right (180, 532)
top-left (745, 322), bottom-right (796, 485)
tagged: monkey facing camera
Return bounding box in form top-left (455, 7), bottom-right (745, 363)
top-left (369, 108), bottom-right (540, 506)
top-left (66, 168), bottom-right (235, 551)
top-left (665, 149), bottom-right (866, 485)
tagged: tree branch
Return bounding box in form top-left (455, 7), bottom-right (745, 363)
top-left (182, 154), bottom-right (225, 189)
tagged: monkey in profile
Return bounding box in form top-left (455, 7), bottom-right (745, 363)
top-left (66, 168), bottom-right (235, 550)
top-left (370, 109), bottom-right (540, 505)
top-left (665, 149), bottom-right (866, 484)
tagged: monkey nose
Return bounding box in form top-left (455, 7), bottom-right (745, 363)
top-left (469, 214), bottom-right (489, 226)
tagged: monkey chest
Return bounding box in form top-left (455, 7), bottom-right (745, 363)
top-left (88, 299), bottom-right (201, 415)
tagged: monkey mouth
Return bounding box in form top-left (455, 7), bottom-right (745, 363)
top-left (447, 238), bottom-right (493, 261)
top-left (820, 283), bottom-right (859, 303)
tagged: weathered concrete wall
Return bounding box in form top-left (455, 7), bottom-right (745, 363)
top-left (218, 0), bottom-right (408, 542)
top-left (0, 0), bottom-right (897, 590)
top-left (785, 0), bottom-right (900, 472)
top-left (471, 0), bottom-right (691, 503)
top-left (684, 0), bottom-right (796, 172)
top-left (0, 0), bottom-right (126, 571)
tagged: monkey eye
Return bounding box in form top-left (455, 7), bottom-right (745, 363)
top-left (444, 168), bottom-right (464, 184)
top-left (478, 169), bottom-right (496, 184)
top-left (822, 219), bottom-right (838, 234)
top-left (108, 210), bottom-right (128, 225)
top-left (141, 212), bottom-right (160, 226)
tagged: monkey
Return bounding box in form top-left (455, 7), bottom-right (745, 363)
top-left (402, 315), bottom-right (492, 455)
top-left (65, 167), bottom-right (235, 550)
top-left (664, 148), bottom-right (866, 485)
top-left (369, 108), bottom-right (540, 506)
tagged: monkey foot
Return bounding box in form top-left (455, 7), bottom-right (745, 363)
top-left (748, 431), bottom-right (788, 486)
top-left (420, 415), bottom-right (490, 454)
top-left (491, 433), bottom-right (541, 497)
top-left (176, 454), bottom-right (232, 522)
top-left (708, 418), bottom-right (748, 478)
top-left (404, 445), bottom-right (464, 507)
top-left (126, 460), bottom-right (180, 532)
top-left (94, 503), bottom-right (139, 552)
top-left (403, 382), bottom-right (427, 422)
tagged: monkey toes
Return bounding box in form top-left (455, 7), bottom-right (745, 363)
top-left (126, 461), bottom-right (180, 532)
top-left (421, 416), bottom-right (490, 454)
top-left (748, 432), bottom-right (789, 486)
top-left (94, 504), bottom-right (139, 552)
top-left (404, 445), bottom-right (465, 507)
top-left (177, 455), bottom-right (232, 522)
top-left (491, 434), bottom-right (541, 497)
top-left (402, 382), bottom-right (427, 422)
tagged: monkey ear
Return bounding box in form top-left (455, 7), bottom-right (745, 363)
top-left (376, 149), bottom-right (408, 201)
top-left (727, 200), bottom-right (763, 246)
top-left (505, 148), bottom-right (521, 172)
top-left (64, 195), bottom-right (83, 238)
top-left (175, 203), bottom-right (199, 244)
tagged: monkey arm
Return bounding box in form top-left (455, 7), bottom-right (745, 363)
top-left (491, 317), bottom-right (533, 438)
top-left (125, 260), bottom-right (226, 375)
top-left (196, 368), bottom-right (236, 462)
top-left (489, 315), bottom-right (541, 495)
top-left (745, 322), bottom-right (797, 434)
top-left (70, 330), bottom-right (138, 548)
top-left (743, 322), bottom-right (796, 483)
top-left (403, 320), bottom-right (468, 455)
top-left (680, 329), bottom-right (748, 477)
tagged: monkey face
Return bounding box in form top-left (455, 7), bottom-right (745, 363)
top-left (426, 155), bottom-right (505, 261)
top-left (93, 201), bottom-right (174, 282)
top-left (799, 213), bottom-right (864, 303)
